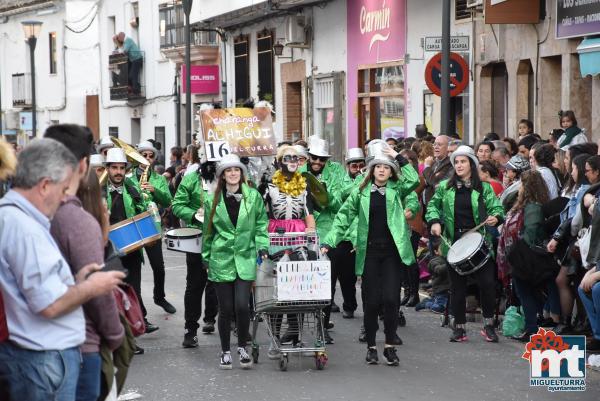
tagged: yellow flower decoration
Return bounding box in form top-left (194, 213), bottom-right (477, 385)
top-left (272, 170), bottom-right (307, 197)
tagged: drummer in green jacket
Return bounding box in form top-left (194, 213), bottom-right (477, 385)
top-left (201, 154), bottom-right (269, 370)
top-left (104, 147), bottom-right (159, 337)
top-left (172, 161), bottom-right (219, 348)
top-left (130, 140), bottom-right (176, 315)
top-left (299, 136), bottom-right (353, 344)
top-left (424, 145), bottom-right (504, 344)
top-left (321, 142), bottom-right (418, 366)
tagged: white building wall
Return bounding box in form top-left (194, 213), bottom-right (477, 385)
top-left (406, 0), bottom-right (475, 142)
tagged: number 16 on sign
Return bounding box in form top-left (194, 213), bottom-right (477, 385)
top-left (205, 141), bottom-right (230, 161)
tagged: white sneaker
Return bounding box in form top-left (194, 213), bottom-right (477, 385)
top-left (220, 351), bottom-right (232, 370)
top-left (238, 347), bottom-right (253, 369)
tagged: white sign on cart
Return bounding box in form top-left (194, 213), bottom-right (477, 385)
top-left (276, 260), bottom-right (331, 301)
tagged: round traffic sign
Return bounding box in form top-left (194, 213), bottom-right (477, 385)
top-left (424, 52), bottom-right (469, 97)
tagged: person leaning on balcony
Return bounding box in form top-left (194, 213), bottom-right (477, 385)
top-left (116, 32), bottom-right (143, 95)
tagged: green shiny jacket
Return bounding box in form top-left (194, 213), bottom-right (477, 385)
top-left (323, 165), bottom-right (420, 275)
top-left (202, 184), bottom-right (269, 282)
top-left (300, 161), bottom-right (352, 239)
top-left (131, 168), bottom-right (172, 208)
top-left (424, 179), bottom-right (504, 257)
top-left (172, 172), bottom-right (205, 230)
top-left (106, 177), bottom-right (147, 219)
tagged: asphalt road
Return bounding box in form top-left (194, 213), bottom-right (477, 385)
top-left (122, 248), bottom-right (599, 401)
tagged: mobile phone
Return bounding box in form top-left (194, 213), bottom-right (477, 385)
top-left (99, 263), bottom-right (129, 277)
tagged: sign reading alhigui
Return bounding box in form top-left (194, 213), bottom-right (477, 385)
top-left (199, 108), bottom-right (277, 160)
top-left (181, 65), bottom-right (220, 94)
top-left (556, 0), bottom-right (600, 39)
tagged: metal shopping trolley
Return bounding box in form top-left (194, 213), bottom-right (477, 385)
top-left (251, 232), bottom-right (330, 371)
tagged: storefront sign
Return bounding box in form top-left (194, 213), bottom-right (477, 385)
top-left (199, 107), bottom-right (277, 160)
top-left (484, 0), bottom-right (540, 24)
top-left (424, 36), bottom-right (470, 52)
top-left (181, 65), bottom-right (220, 94)
top-left (556, 0), bottom-right (600, 39)
top-left (347, 0), bottom-right (406, 146)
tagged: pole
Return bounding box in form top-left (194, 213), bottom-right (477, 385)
top-left (221, 31), bottom-right (227, 107)
top-left (29, 37), bottom-right (37, 138)
top-left (183, 0), bottom-right (193, 146)
top-left (441, 0), bottom-right (451, 135)
top-left (175, 70), bottom-right (181, 147)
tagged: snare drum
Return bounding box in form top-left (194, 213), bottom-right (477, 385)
top-left (446, 232), bottom-right (490, 276)
top-left (109, 211), bottom-right (161, 255)
top-left (165, 228), bottom-right (202, 254)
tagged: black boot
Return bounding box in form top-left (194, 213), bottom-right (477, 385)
top-left (406, 265), bottom-right (420, 307)
top-left (554, 316), bottom-right (573, 335)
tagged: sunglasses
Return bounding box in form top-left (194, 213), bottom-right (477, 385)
top-left (349, 162), bottom-right (365, 169)
top-left (310, 155), bottom-right (328, 162)
top-left (141, 152), bottom-right (155, 158)
top-left (282, 155), bottom-right (299, 163)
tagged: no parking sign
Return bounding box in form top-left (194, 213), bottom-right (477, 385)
top-left (424, 52), bottom-right (469, 97)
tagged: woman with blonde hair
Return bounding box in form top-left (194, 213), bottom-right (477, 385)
top-left (553, 148), bottom-right (569, 188)
top-left (0, 138), bottom-right (17, 199)
top-left (416, 140), bottom-right (433, 175)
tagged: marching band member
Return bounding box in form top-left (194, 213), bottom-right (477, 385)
top-left (321, 143), bottom-right (419, 366)
top-left (103, 148), bottom-right (160, 341)
top-left (300, 136), bottom-right (353, 343)
top-left (89, 154), bottom-right (105, 179)
top-left (97, 136), bottom-right (114, 157)
top-left (172, 156), bottom-right (219, 348)
top-left (202, 154), bottom-right (269, 369)
top-left (132, 141), bottom-right (176, 315)
top-left (425, 145), bottom-right (504, 343)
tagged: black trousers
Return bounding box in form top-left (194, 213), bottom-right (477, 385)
top-left (128, 58), bottom-right (142, 94)
top-left (323, 247), bottom-right (339, 327)
top-left (335, 241), bottom-right (358, 312)
top-left (122, 251), bottom-right (146, 317)
top-left (448, 260), bottom-right (496, 325)
top-left (184, 253), bottom-right (218, 332)
top-left (143, 240), bottom-right (166, 301)
top-left (362, 245), bottom-right (403, 347)
top-left (214, 278), bottom-right (253, 352)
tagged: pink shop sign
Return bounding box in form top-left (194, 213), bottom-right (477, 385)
top-left (181, 65), bottom-right (220, 94)
top-left (347, 0), bottom-right (406, 146)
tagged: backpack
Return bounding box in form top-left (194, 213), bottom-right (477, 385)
top-left (113, 284), bottom-right (146, 337)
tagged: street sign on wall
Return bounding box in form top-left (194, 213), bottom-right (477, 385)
top-left (181, 65), bottom-right (220, 94)
top-left (424, 52), bottom-right (469, 97)
top-left (556, 0), bottom-right (600, 39)
top-left (424, 36), bottom-right (469, 52)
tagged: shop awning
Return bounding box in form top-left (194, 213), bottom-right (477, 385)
top-left (577, 38), bottom-right (600, 77)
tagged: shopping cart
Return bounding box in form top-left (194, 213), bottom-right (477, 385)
top-left (251, 232), bottom-right (330, 371)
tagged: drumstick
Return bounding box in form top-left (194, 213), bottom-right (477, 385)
top-left (466, 221), bottom-right (488, 235)
top-left (439, 235), bottom-right (452, 249)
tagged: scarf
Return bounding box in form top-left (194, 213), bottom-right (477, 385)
top-left (559, 125), bottom-right (582, 148)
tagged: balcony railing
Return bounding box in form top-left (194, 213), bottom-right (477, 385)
top-left (160, 28), bottom-right (219, 49)
top-left (109, 52), bottom-right (146, 101)
top-left (12, 73), bottom-right (32, 107)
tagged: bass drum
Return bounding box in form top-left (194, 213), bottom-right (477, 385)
top-left (165, 228), bottom-right (202, 254)
top-left (446, 232), bottom-right (490, 276)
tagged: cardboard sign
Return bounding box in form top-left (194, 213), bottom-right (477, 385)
top-left (276, 260), bottom-right (331, 302)
top-left (200, 108), bottom-right (277, 160)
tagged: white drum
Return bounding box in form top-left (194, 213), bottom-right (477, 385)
top-left (165, 228), bottom-right (202, 254)
top-left (446, 232), bottom-right (490, 276)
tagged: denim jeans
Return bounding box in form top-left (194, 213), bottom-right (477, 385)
top-left (578, 282), bottom-right (600, 340)
top-left (0, 343), bottom-right (80, 401)
top-left (513, 278), bottom-right (560, 332)
top-left (76, 352), bottom-right (101, 401)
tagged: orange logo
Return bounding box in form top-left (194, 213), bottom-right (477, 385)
top-left (522, 328), bottom-right (570, 372)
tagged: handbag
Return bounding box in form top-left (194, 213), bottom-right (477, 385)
top-left (113, 284), bottom-right (146, 337)
top-left (577, 226), bottom-right (592, 268)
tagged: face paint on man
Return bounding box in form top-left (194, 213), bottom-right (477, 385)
top-left (280, 154), bottom-right (299, 174)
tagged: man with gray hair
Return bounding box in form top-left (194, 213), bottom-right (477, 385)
top-left (422, 134), bottom-right (452, 206)
top-left (0, 139), bottom-right (125, 401)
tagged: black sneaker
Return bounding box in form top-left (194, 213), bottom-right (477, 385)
top-left (220, 351), bottom-right (232, 370)
top-left (326, 321), bottom-right (334, 330)
top-left (390, 333), bottom-right (403, 346)
top-left (238, 347), bottom-right (253, 369)
top-left (324, 329), bottom-right (334, 344)
top-left (202, 322), bottom-right (215, 334)
top-left (331, 302), bottom-right (340, 313)
top-left (280, 332), bottom-right (298, 345)
top-left (511, 330), bottom-right (535, 343)
top-left (144, 319), bottom-right (159, 334)
top-left (358, 326), bottom-right (367, 343)
top-left (154, 298), bottom-right (176, 314)
top-left (481, 325), bottom-right (499, 343)
top-left (342, 310), bottom-right (354, 319)
top-left (366, 348), bottom-right (378, 364)
top-left (382, 347), bottom-right (399, 366)
top-left (450, 327), bottom-right (467, 342)
top-left (182, 329), bottom-right (198, 348)
top-left (134, 345), bottom-right (144, 355)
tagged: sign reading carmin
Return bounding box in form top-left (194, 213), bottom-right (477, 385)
top-left (199, 107), bottom-right (277, 160)
top-left (276, 260), bottom-right (331, 302)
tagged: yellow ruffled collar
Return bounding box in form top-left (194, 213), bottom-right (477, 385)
top-left (272, 170), bottom-right (306, 197)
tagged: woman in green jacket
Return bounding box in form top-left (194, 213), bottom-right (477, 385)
top-left (322, 143), bottom-right (419, 366)
top-left (202, 154), bottom-right (269, 370)
top-left (425, 145), bottom-right (504, 343)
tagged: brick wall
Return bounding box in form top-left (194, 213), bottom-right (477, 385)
top-left (280, 60), bottom-right (306, 142)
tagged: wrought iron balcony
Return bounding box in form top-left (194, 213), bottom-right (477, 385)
top-left (109, 52), bottom-right (146, 101)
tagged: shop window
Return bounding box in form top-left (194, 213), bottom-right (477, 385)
top-left (49, 32), bottom-right (57, 74)
top-left (257, 30), bottom-right (274, 104)
top-left (314, 72), bottom-right (345, 162)
top-left (234, 35), bottom-right (250, 104)
top-left (357, 62), bottom-right (405, 146)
